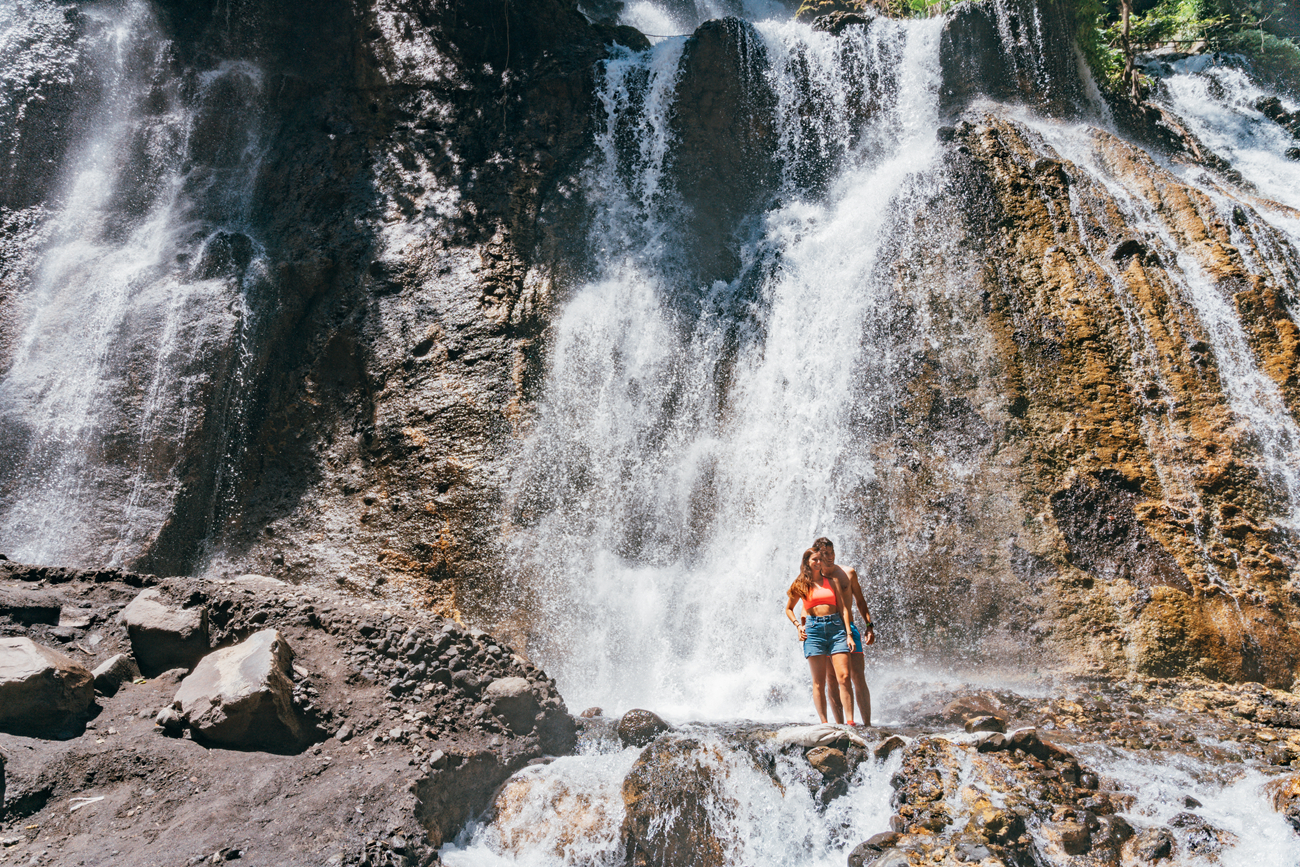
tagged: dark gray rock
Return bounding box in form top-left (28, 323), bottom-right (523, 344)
top-left (617, 708), bottom-right (672, 747)
top-left (174, 628), bottom-right (306, 752)
top-left (537, 706), bottom-right (578, 756)
top-left (848, 831), bottom-right (900, 867)
top-left (1134, 826), bottom-right (1174, 861)
top-left (91, 653), bottom-right (140, 697)
top-left (0, 637), bottom-right (94, 736)
top-left (120, 589), bottom-right (209, 676)
top-left (483, 676), bottom-right (539, 734)
top-left (669, 16), bottom-right (778, 283)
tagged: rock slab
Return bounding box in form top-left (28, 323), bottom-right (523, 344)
top-left (0, 637), bottom-right (94, 736)
top-left (120, 589), bottom-right (209, 676)
top-left (173, 628), bottom-right (305, 752)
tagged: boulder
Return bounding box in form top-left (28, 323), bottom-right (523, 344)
top-left (484, 677), bottom-right (540, 734)
top-left (173, 629), bottom-right (306, 752)
top-left (617, 708), bottom-right (672, 747)
top-left (0, 637), bottom-right (94, 736)
top-left (91, 653), bottom-right (140, 697)
top-left (120, 589), bottom-right (209, 676)
top-left (806, 745), bottom-right (848, 778)
top-left (620, 738), bottom-right (733, 867)
top-left (0, 748), bottom-right (4, 806)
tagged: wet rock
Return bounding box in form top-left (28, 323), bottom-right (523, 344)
top-left (848, 831), bottom-right (900, 867)
top-left (976, 732), bottom-right (1007, 752)
top-left (174, 628), bottom-right (306, 752)
top-left (1133, 826), bottom-right (1174, 861)
top-left (806, 745), bottom-right (847, 778)
top-left (579, 707), bottom-right (603, 718)
top-left (1049, 474), bottom-right (1189, 592)
top-left (621, 738), bottom-right (733, 867)
top-left (939, 0), bottom-right (1085, 117)
top-left (811, 11), bottom-right (873, 34)
top-left (1042, 820), bottom-right (1090, 855)
top-left (938, 692), bottom-right (1006, 725)
top-left (617, 708), bottom-right (671, 747)
top-left (0, 637), bottom-right (93, 736)
top-left (1006, 727), bottom-right (1072, 762)
top-left (483, 676), bottom-right (539, 734)
top-left (536, 705), bottom-right (578, 756)
top-left (1169, 811), bottom-right (1235, 857)
top-left (1266, 774), bottom-right (1300, 832)
top-left (964, 714), bottom-right (1005, 733)
top-left (669, 17), bottom-right (778, 282)
top-left (91, 653), bottom-right (140, 697)
top-left (963, 801), bottom-right (1025, 846)
top-left (120, 588), bottom-right (209, 676)
top-left (874, 735), bottom-right (907, 760)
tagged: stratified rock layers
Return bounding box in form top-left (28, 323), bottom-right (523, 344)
top-left (929, 117), bottom-right (1300, 684)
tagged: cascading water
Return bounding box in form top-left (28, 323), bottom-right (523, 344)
top-left (0, 0), bottom-right (268, 568)
top-left (503, 15), bottom-right (946, 721)
top-left (458, 3), bottom-right (1300, 864)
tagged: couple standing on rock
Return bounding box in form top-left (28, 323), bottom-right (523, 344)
top-left (784, 537), bottom-right (875, 726)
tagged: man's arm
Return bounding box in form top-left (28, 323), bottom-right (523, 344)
top-left (849, 568), bottom-right (875, 646)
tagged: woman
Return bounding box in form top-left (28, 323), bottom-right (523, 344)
top-left (785, 547), bottom-right (857, 725)
top-left (813, 536), bottom-right (874, 726)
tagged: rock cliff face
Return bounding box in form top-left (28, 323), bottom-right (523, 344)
top-left (2, 0), bottom-right (1300, 694)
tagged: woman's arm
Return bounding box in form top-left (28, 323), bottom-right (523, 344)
top-left (785, 592), bottom-right (806, 641)
top-left (849, 568), bottom-right (875, 646)
top-left (834, 577), bottom-right (855, 653)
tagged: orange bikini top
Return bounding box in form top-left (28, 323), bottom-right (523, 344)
top-left (804, 577), bottom-right (837, 611)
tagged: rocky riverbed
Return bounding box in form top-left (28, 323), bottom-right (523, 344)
top-left (5, 557), bottom-right (1300, 866)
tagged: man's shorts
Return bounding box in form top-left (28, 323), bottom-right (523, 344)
top-left (849, 623), bottom-right (863, 655)
top-left (803, 614), bottom-right (851, 658)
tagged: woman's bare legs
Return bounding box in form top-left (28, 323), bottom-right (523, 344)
top-left (808, 655), bottom-right (832, 723)
top-left (824, 668), bottom-right (845, 723)
top-left (850, 653), bottom-right (871, 726)
top-left (830, 653), bottom-right (855, 725)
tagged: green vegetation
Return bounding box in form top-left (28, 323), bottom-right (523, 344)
top-left (1070, 0), bottom-right (1300, 95)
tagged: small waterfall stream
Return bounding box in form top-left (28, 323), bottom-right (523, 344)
top-left (0, 1), bottom-right (268, 568)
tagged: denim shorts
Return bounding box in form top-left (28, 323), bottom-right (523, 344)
top-left (803, 614), bottom-right (851, 658)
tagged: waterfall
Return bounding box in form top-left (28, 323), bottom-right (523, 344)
top-left (0, 1), bottom-right (267, 568)
top-left (502, 16), bottom-right (946, 720)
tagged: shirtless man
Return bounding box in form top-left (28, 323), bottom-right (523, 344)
top-left (812, 537), bottom-right (874, 726)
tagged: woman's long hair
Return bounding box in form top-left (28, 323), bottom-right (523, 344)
top-left (787, 548), bottom-right (818, 602)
